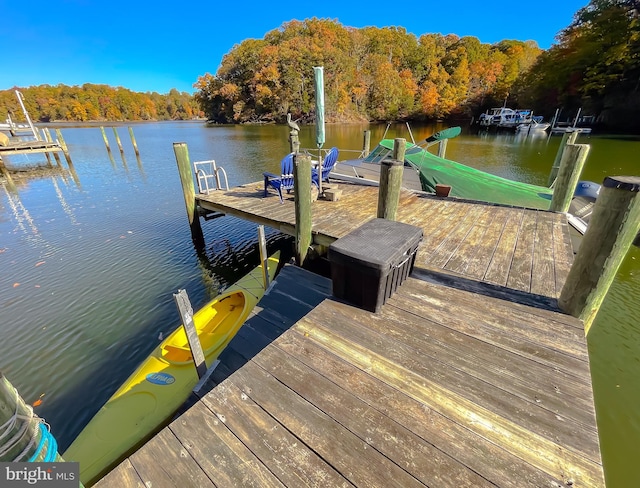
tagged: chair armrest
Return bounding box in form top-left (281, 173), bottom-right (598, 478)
top-left (263, 172), bottom-right (280, 179)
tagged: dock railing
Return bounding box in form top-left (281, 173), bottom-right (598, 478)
top-left (194, 159), bottom-right (229, 194)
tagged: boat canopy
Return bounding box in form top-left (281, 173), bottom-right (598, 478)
top-left (366, 140), bottom-right (554, 210)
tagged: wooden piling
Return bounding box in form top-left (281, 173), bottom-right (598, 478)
top-left (363, 130), bottom-right (371, 157)
top-left (41, 127), bottom-right (63, 166)
top-left (54, 129), bottom-right (74, 168)
top-left (128, 127), bottom-right (140, 157)
top-left (548, 130), bottom-right (579, 186)
top-left (289, 132), bottom-right (300, 154)
top-left (173, 142), bottom-right (204, 245)
top-left (257, 225), bottom-right (270, 289)
top-left (41, 128), bottom-right (53, 167)
top-left (293, 153), bottom-right (312, 266)
top-left (437, 138), bottom-right (448, 159)
top-left (549, 143), bottom-right (590, 213)
top-left (112, 127), bottom-right (125, 159)
top-left (0, 372), bottom-right (61, 462)
top-left (559, 176), bottom-right (640, 332)
top-left (100, 127), bottom-right (112, 155)
top-left (377, 138), bottom-right (405, 221)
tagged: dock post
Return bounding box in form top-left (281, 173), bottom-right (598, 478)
top-left (363, 130), bottom-right (371, 157)
top-left (112, 127), bottom-right (126, 162)
top-left (100, 127), bottom-right (113, 155)
top-left (128, 127), bottom-right (141, 157)
top-left (437, 138), bottom-right (449, 159)
top-left (377, 138), bottom-right (405, 221)
top-left (42, 128), bottom-right (62, 167)
top-left (559, 176), bottom-right (640, 332)
top-left (289, 130), bottom-right (300, 154)
top-left (41, 128), bottom-right (53, 167)
top-left (549, 143), bottom-right (590, 212)
top-left (293, 153), bottom-right (312, 266)
top-left (0, 372), bottom-right (62, 462)
top-left (173, 142), bottom-right (205, 247)
top-left (54, 129), bottom-right (74, 168)
top-left (257, 225), bottom-right (270, 289)
top-left (548, 130), bottom-right (579, 186)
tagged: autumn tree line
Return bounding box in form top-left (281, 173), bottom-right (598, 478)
top-left (0, 85), bottom-right (201, 123)
top-left (196, 0), bottom-right (640, 130)
top-left (2, 1), bottom-right (638, 131)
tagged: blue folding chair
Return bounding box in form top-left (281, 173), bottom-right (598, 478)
top-left (312, 147), bottom-right (339, 187)
top-left (263, 153), bottom-right (295, 203)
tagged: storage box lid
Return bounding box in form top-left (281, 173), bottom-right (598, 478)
top-left (328, 218), bottom-right (422, 271)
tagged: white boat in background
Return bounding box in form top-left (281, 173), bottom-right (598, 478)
top-left (516, 119), bottom-right (550, 132)
top-left (478, 107), bottom-right (543, 130)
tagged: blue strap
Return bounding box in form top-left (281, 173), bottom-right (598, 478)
top-left (27, 423), bottom-right (58, 462)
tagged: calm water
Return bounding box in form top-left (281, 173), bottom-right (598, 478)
top-left (1, 121), bottom-right (638, 487)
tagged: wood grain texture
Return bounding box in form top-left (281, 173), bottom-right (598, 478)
top-left (196, 181), bottom-right (575, 298)
top-left (102, 265), bottom-right (603, 488)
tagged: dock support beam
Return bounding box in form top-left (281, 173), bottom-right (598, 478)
top-left (100, 127), bottom-right (113, 156)
top-left (173, 142), bottom-right (204, 247)
top-left (54, 129), bottom-right (74, 169)
top-left (548, 130), bottom-right (579, 186)
top-left (363, 130), bottom-right (371, 157)
top-left (293, 153), bottom-right (312, 266)
top-left (128, 127), bottom-right (141, 158)
top-left (559, 176), bottom-right (640, 332)
top-left (549, 143), bottom-right (590, 212)
top-left (377, 138), bottom-right (405, 221)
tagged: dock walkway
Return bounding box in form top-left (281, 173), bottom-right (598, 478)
top-left (196, 181), bottom-right (573, 300)
top-left (97, 262), bottom-right (603, 487)
top-left (94, 180), bottom-right (603, 487)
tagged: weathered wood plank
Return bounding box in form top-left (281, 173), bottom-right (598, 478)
top-left (413, 200), bottom-right (471, 258)
top-left (484, 209), bottom-right (525, 286)
top-left (253, 339), bottom-right (495, 488)
top-left (444, 205), bottom-right (499, 277)
top-left (275, 329), bottom-right (571, 488)
top-left (395, 278), bottom-right (590, 366)
top-left (293, 311), bottom-right (604, 486)
top-left (300, 298), bottom-right (599, 458)
top-left (531, 213), bottom-right (557, 297)
top-left (223, 360), bottom-right (427, 488)
top-left (507, 209), bottom-right (538, 292)
top-left (93, 459), bottom-right (145, 488)
top-left (196, 182), bottom-right (574, 299)
top-left (463, 206), bottom-right (514, 281)
top-left (552, 215), bottom-right (575, 293)
top-left (169, 401), bottom-right (286, 488)
top-left (128, 428), bottom-right (216, 487)
top-left (428, 205), bottom-right (485, 268)
top-left (355, 298), bottom-right (597, 427)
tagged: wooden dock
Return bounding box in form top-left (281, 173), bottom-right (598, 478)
top-left (97, 261), bottom-right (603, 487)
top-left (92, 180), bottom-right (603, 487)
top-left (0, 140), bottom-right (63, 158)
top-left (196, 180), bottom-right (573, 300)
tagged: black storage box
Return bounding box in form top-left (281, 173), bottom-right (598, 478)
top-left (329, 218), bottom-right (422, 313)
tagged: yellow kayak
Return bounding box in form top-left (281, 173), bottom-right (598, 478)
top-left (64, 252), bottom-right (280, 485)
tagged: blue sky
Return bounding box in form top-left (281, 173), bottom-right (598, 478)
top-left (1, 0), bottom-right (589, 94)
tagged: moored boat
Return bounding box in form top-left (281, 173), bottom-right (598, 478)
top-left (63, 251), bottom-right (280, 485)
top-left (329, 130), bottom-right (599, 236)
top-left (478, 107), bottom-right (539, 130)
